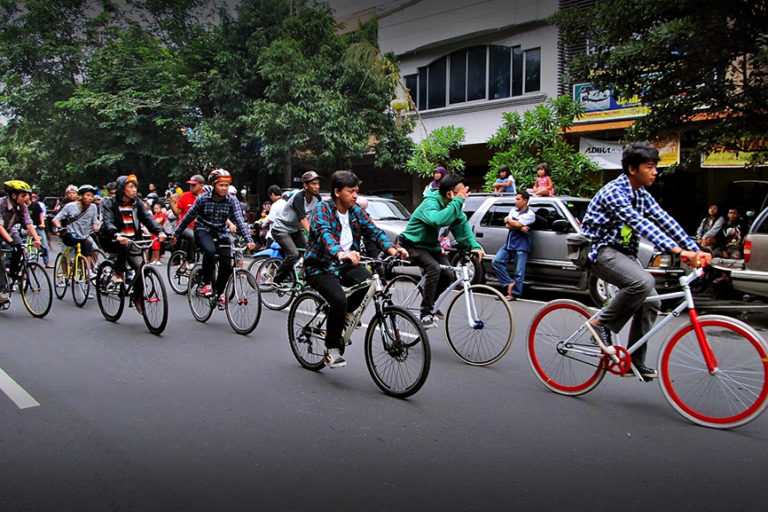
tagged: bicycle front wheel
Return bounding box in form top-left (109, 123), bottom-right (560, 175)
top-left (444, 284), bottom-right (514, 366)
top-left (225, 269), bottom-right (262, 335)
top-left (166, 250), bottom-right (189, 295)
top-left (20, 262), bottom-right (53, 318)
top-left (527, 299), bottom-right (605, 396)
top-left (187, 265), bottom-right (214, 322)
top-left (71, 255), bottom-right (90, 308)
top-left (255, 257), bottom-right (296, 310)
top-left (91, 249), bottom-right (107, 269)
top-left (287, 292), bottom-right (328, 370)
top-left (53, 252), bottom-right (69, 299)
top-left (95, 260), bottom-right (125, 322)
top-left (659, 314), bottom-right (768, 429)
top-left (141, 265), bottom-right (168, 335)
top-left (365, 305), bottom-right (430, 398)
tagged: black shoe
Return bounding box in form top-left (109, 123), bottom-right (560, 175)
top-left (587, 322), bottom-right (612, 347)
top-left (622, 363), bottom-right (657, 380)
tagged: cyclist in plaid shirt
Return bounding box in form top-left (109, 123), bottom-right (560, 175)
top-left (304, 170), bottom-right (409, 369)
top-left (580, 142), bottom-right (710, 380)
top-left (173, 169), bottom-right (255, 300)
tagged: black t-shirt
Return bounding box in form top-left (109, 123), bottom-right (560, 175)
top-left (28, 201), bottom-right (44, 226)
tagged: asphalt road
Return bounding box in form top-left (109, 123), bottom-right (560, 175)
top-left (1, 261), bottom-right (767, 512)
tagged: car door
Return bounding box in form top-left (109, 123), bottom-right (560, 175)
top-left (732, 208), bottom-right (768, 298)
top-left (525, 201), bottom-right (583, 287)
top-left (473, 199), bottom-right (517, 273)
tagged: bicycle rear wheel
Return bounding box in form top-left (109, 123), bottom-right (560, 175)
top-left (141, 265), bottom-right (168, 335)
top-left (659, 314), bottom-right (768, 429)
top-left (287, 292), bottom-right (328, 370)
top-left (53, 252), bottom-right (69, 299)
top-left (166, 250), bottom-right (189, 295)
top-left (255, 257), bottom-right (296, 310)
top-left (444, 284), bottom-right (514, 366)
top-left (71, 255), bottom-right (90, 307)
top-left (527, 299), bottom-right (605, 396)
top-left (365, 305), bottom-right (430, 398)
top-left (95, 260), bottom-right (125, 322)
top-left (20, 261), bottom-right (53, 318)
top-left (225, 269), bottom-right (262, 335)
top-left (187, 265), bottom-right (214, 322)
top-left (385, 275), bottom-right (421, 315)
top-left (91, 249), bottom-right (107, 269)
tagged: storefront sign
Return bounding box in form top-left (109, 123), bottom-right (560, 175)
top-left (580, 136), bottom-right (680, 169)
top-left (701, 138), bottom-right (768, 167)
top-left (573, 83), bottom-right (649, 122)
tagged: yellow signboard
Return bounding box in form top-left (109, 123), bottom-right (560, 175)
top-left (701, 139), bottom-right (768, 167)
top-left (655, 136), bottom-right (680, 167)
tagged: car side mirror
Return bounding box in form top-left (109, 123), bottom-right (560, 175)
top-left (551, 219), bottom-right (572, 233)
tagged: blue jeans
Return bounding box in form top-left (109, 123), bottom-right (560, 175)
top-left (492, 247), bottom-right (528, 297)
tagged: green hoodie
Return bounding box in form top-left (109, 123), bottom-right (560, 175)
top-left (401, 188), bottom-right (482, 253)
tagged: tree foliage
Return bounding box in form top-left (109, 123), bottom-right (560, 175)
top-left (405, 125), bottom-right (466, 178)
top-left (554, 0), bottom-right (768, 164)
top-left (485, 96), bottom-right (600, 197)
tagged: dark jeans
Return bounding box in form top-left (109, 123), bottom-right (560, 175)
top-left (306, 264), bottom-right (372, 351)
top-left (0, 233), bottom-right (23, 292)
top-left (406, 246), bottom-right (453, 317)
top-left (179, 227), bottom-right (196, 261)
top-left (589, 246), bottom-right (660, 366)
top-left (272, 229), bottom-right (306, 283)
top-left (101, 237), bottom-right (145, 299)
top-left (195, 229), bottom-right (232, 295)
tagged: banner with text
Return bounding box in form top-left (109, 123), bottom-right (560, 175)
top-left (573, 83), bottom-right (650, 122)
top-left (580, 136), bottom-right (680, 169)
top-left (701, 138), bottom-right (768, 167)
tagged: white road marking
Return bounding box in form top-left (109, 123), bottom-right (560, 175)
top-left (0, 367), bottom-right (40, 409)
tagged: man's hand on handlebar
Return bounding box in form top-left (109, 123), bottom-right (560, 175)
top-left (116, 234), bottom-right (130, 246)
top-left (387, 246), bottom-right (409, 260)
top-left (247, 242), bottom-right (256, 252)
top-left (339, 250), bottom-right (361, 265)
top-left (680, 250), bottom-right (712, 268)
top-left (471, 249), bottom-right (484, 261)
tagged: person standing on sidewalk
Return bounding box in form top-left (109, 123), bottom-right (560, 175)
top-left (492, 191), bottom-right (535, 301)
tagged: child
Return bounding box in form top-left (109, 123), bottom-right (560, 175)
top-left (150, 203), bottom-right (167, 264)
top-left (492, 165), bottom-right (516, 195)
top-left (528, 162), bottom-right (554, 197)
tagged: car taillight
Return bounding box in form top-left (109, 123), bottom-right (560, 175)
top-left (744, 239), bottom-right (752, 263)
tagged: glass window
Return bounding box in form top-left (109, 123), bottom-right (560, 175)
top-left (489, 46), bottom-right (511, 99)
top-left (427, 56), bottom-right (446, 109)
top-left (404, 74), bottom-right (417, 107)
top-left (467, 47), bottom-right (486, 101)
top-left (512, 46), bottom-right (523, 96)
top-left (481, 204), bottom-right (516, 227)
top-left (449, 50), bottom-right (467, 104)
top-left (418, 67), bottom-right (427, 111)
top-left (525, 48), bottom-right (541, 93)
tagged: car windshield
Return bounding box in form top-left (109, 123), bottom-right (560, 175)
top-left (365, 199), bottom-right (410, 221)
top-left (561, 199), bottom-right (589, 225)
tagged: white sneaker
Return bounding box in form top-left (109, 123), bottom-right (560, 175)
top-left (0, 291), bottom-right (9, 304)
top-left (421, 314), bottom-right (437, 330)
top-left (324, 348), bottom-right (347, 369)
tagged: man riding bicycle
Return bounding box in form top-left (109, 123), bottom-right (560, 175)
top-left (172, 169), bottom-right (256, 304)
top-left (53, 184), bottom-right (100, 272)
top-left (98, 175), bottom-right (166, 310)
top-left (580, 142), bottom-right (711, 379)
top-left (304, 170), bottom-right (408, 369)
top-left (0, 180), bottom-right (42, 304)
top-left (399, 173), bottom-right (484, 329)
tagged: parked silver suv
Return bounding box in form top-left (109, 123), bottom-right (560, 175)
top-left (731, 207), bottom-right (768, 299)
top-left (463, 194), bottom-right (685, 305)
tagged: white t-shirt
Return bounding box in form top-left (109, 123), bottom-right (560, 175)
top-left (337, 210), bottom-right (353, 251)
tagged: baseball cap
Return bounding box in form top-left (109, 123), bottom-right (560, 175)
top-left (302, 171), bottom-right (320, 183)
top-left (187, 174), bottom-right (205, 185)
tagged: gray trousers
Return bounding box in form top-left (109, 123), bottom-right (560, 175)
top-left (589, 246), bottom-right (660, 365)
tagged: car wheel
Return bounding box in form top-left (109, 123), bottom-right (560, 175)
top-left (588, 273), bottom-right (618, 307)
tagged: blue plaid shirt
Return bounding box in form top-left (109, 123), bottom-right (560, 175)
top-left (581, 174), bottom-right (698, 261)
top-left (174, 191), bottom-right (253, 243)
top-left (305, 200), bottom-right (394, 277)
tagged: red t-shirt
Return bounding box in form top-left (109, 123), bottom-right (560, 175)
top-left (176, 191), bottom-right (198, 228)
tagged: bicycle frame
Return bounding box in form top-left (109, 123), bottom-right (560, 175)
top-left (403, 260), bottom-right (482, 327)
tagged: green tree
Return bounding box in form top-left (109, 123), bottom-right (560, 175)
top-left (405, 125), bottom-right (465, 178)
top-left (485, 96), bottom-right (600, 197)
top-left (554, 0), bottom-right (768, 163)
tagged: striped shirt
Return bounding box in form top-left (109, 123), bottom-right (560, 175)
top-left (581, 173), bottom-right (698, 261)
top-left (119, 205), bottom-right (135, 238)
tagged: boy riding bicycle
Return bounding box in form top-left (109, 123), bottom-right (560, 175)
top-left (53, 184), bottom-right (100, 272)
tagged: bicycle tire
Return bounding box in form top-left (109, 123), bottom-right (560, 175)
top-left (71, 255), bottom-right (90, 308)
top-left (287, 291), bottom-right (328, 371)
top-left (255, 257), bottom-right (296, 311)
top-left (53, 252), bottom-right (69, 299)
top-left (95, 260), bottom-right (125, 322)
top-left (167, 250), bottom-right (189, 295)
top-left (246, 255), bottom-right (268, 275)
top-left (444, 284), bottom-right (514, 366)
top-left (91, 249), bottom-right (107, 269)
top-left (385, 275), bottom-right (421, 315)
top-left (187, 264), bottom-right (214, 322)
top-left (659, 314), bottom-right (768, 429)
top-left (139, 265), bottom-right (169, 335)
top-left (527, 299), bottom-right (605, 396)
top-left (225, 269), bottom-right (262, 335)
top-left (20, 261), bottom-right (53, 318)
top-left (365, 305), bottom-right (430, 398)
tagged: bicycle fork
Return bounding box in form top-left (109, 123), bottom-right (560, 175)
top-left (688, 309), bottom-right (719, 374)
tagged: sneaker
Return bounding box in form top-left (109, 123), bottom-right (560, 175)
top-left (196, 284), bottom-right (213, 297)
top-left (621, 363), bottom-right (658, 380)
top-left (324, 348), bottom-right (347, 369)
top-left (586, 322), bottom-right (613, 349)
top-left (0, 291), bottom-right (9, 304)
top-left (113, 274), bottom-right (123, 284)
top-left (433, 310), bottom-right (445, 319)
top-left (218, 294), bottom-right (227, 310)
top-left (421, 314), bottom-right (437, 330)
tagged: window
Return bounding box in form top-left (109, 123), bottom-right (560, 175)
top-left (481, 203), bottom-right (516, 227)
top-left (411, 44), bottom-right (541, 111)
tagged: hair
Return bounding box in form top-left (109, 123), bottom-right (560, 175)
top-left (517, 190), bottom-right (530, 201)
top-left (537, 163), bottom-right (550, 175)
top-left (498, 165), bottom-right (510, 177)
top-left (621, 141), bottom-right (660, 174)
top-left (267, 185), bottom-right (282, 197)
top-left (439, 173), bottom-right (464, 197)
top-left (330, 170), bottom-right (361, 199)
